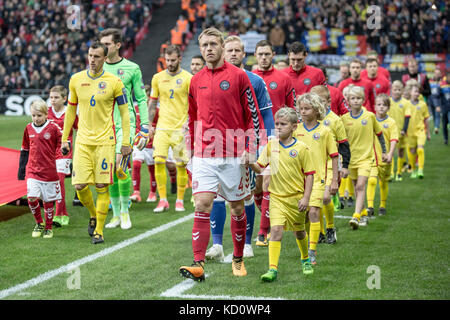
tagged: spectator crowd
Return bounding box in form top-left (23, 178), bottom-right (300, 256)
top-left (0, 0), bottom-right (159, 94)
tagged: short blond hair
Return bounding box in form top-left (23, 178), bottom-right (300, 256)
top-left (224, 35), bottom-right (244, 50)
top-left (297, 93), bottom-right (326, 121)
top-left (391, 80), bottom-right (404, 89)
top-left (344, 84), bottom-right (365, 100)
top-left (198, 27), bottom-right (224, 45)
top-left (275, 106), bottom-right (298, 124)
top-left (30, 99), bottom-right (48, 115)
top-left (310, 85), bottom-right (331, 105)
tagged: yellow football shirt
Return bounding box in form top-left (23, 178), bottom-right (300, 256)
top-left (407, 100), bottom-right (430, 137)
top-left (342, 109), bottom-right (383, 167)
top-left (150, 69), bottom-right (192, 130)
top-left (295, 121), bottom-right (339, 185)
top-left (374, 116), bottom-right (398, 166)
top-left (66, 69), bottom-right (129, 146)
top-left (257, 138), bottom-right (315, 197)
top-left (322, 109), bottom-right (348, 144)
top-left (388, 97), bottom-right (412, 136)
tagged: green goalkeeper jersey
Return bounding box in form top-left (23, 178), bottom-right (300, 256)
top-left (104, 58), bottom-right (149, 138)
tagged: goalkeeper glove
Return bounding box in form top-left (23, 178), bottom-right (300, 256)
top-left (134, 126), bottom-right (149, 151)
top-left (116, 154), bottom-right (131, 180)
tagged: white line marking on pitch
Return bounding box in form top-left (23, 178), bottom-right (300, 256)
top-left (0, 213), bottom-right (195, 300)
top-left (161, 275), bottom-right (285, 300)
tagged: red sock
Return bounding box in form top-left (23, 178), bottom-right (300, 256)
top-left (132, 160), bottom-right (142, 192)
top-left (231, 211), bottom-right (247, 258)
top-left (28, 198), bottom-right (43, 224)
top-left (56, 172), bottom-right (67, 216)
top-left (43, 202), bottom-right (54, 230)
top-left (254, 191), bottom-right (263, 211)
top-left (148, 164), bottom-right (157, 193)
top-left (192, 212), bottom-right (211, 262)
top-left (258, 192), bottom-right (270, 236)
top-left (168, 164), bottom-right (177, 183)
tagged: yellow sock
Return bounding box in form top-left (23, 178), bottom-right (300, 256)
top-left (339, 177), bottom-right (347, 197)
top-left (95, 186), bottom-right (109, 236)
top-left (379, 180), bottom-right (388, 208)
top-left (176, 164), bottom-right (188, 201)
top-left (397, 156), bottom-right (405, 175)
top-left (353, 212), bottom-right (361, 221)
top-left (76, 186), bottom-right (96, 218)
top-left (390, 160), bottom-right (394, 176)
top-left (417, 148), bottom-right (425, 170)
top-left (319, 208), bottom-right (325, 234)
top-left (296, 234), bottom-right (309, 260)
top-left (407, 149), bottom-right (416, 170)
top-left (367, 177), bottom-right (377, 208)
top-left (154, 159), bottom-right (167, 199)
top-left (309, 221), bottom-right (320, 251)
top-left (347, 178), bottom-right (355, 198)
top-left (323, 201), bottom-right (335, 229)
top-left (268, 240), bottom-right (281, 271)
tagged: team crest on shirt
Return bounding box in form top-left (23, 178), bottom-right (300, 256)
top-left (303, 78), bottom-right (311, 85)
top-left (219, 80), bottom-right (230, 90)
top-left (383, 123), bottom-right (389, 128)
top-left (323, 119), bottom-right (330, 126)
top-left (192, 180), bottom-right (199, 190)
top-left (313, 132), bottom-right (320, 140)
top-left (399, 104), bottom-right (403, 108)
top-left (269, 81), bottom-right (278, 90)
top-left (44, 132), bottom-right (51, 140)
top-left (98, 81), bottom-right (107, 89)
top-left (289, 149), bottom-right (298, 158)
top-left (361, 119), bottom-right (368, 125)
top-left (376, 84), bottom-right (381, 88)
top-left (117, 69), bottom-right (124, 76)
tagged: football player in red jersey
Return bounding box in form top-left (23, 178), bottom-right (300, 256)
top-left (18, 99), bottom-right (63, 239)
top-left (362, 58), bottom-right (391, 95)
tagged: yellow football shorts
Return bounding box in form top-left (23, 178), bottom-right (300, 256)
top-left (309, 181), bottom-right (325, 208)
top-left (369, 164), bottom-right (392, 182)
top-left (349, 160), bottom-right (371, 180)
top-left (153, 129), bottom-right (188, 163)
top-left (397, 135), bottom-right (407, 149)
top-left (406, 129), bottom-right (426, 148)
top-left (72, 143), bottom-right (115, 185)
top-left (269, 193), bottom-right (306, 232)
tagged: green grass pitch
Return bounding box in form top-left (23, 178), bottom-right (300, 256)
top-left (0, 115), bottom-right (449, 300)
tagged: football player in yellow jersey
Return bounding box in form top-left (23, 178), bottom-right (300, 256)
top-left (388, 81), bottom-right (412, 181)
top-left (295, 93), bottom-right (339, 265)
top-left (341, 85), bottom-right (387, 230)
top-left (148, 45), bottom-right (192, 212)
top-left (310, 85), bottom-right (351, 245)
top-left (246, 107), bottom-right (315, 282)
top-left (406, 82), bottom-right (430, 179)
top-left (61, 42), bottom-right (131, 244)
top-left (367, 94), bottom-right (398, 216)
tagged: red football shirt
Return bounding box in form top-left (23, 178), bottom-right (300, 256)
top-left (338, 77), bottom-right (376, 113)
top-left (327, 84), bottom-right (349, 116)
top-left (188, 61), bottom-right (262, 158)
top-left (361, 74), bottom-right (390, 95)
top-left (21, 120), bottom-right (62, 182)
top-left (48, 106), bottom-right (77, 159)
top-left (282, 64), bottom-right (326, 96)
top-left (252, 67), bottom-right (295, 115)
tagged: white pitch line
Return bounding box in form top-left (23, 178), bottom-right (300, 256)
top-left (161, 276), bottom-right (285, 300)
top-left (0, 213), bottom-right (194, 300)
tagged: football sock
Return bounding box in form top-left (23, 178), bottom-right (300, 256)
top-left (176, 164), bottom-right (188, 201)
top-left (77, 185), bottom-right (97, 218)
top-left (56, 172), bottom-right (67, 216)
top-left (244, 197), bottom-right (256, 245)
top-left (407, 149), bottom-right (416, 171)
top-left (95, 186), bottom-right (109, 236)
top-left (230, 211), bottom-right (247, 258)
top-left (347, 178), bottom-right (355, 198)
top-left (338, 177), bottom-right (347, 197)
top-left (154, 158), bottom-right (167, 200)
top-left (323, 201), bottom-right (335, 229)
top-left (28, 198), bottom-right (43, 224)
top-left (397, 156), bottom-right (405, 175)
top-left (319, 208), bottom-right (325, 235)
top-left (352, 212), bottom-right (361, 221)
top-left (296, 233), bottom-right (309, 260)
top-left (148, 164), bottom-right (157, 193)
top-left (43, 202), bottom-right (54, 230)
top-left (119, 171), bottom-right (131, 213)
top-left (309, 221), bottom-right (320, 251)
top-left (268, 240), bottom-right (281, 271)
top-left (192, 211), bottom-right (211, 262)
top-left (132, 160), bottom-right (142, 192)
top-left (390, 160), bottom-right (395, 176)
top-left (109, 172), bottom-right (120, 217)
top-left (258, 191), bottom-right (270, 236)
top-left (417, 147), bottom-right (425, 170)
top-left (367, 176), bottom-right (377, 208)
top-left (210, 200), bottom-right (226, 245)
top-left (379, 180), bottom-right (388, 208)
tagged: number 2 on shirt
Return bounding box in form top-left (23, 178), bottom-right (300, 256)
top-left (169, 89), bottom-right (174, 99)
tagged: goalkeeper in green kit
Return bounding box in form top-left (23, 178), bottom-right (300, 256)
top-left (100, 28), bottom-right (149, 229)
